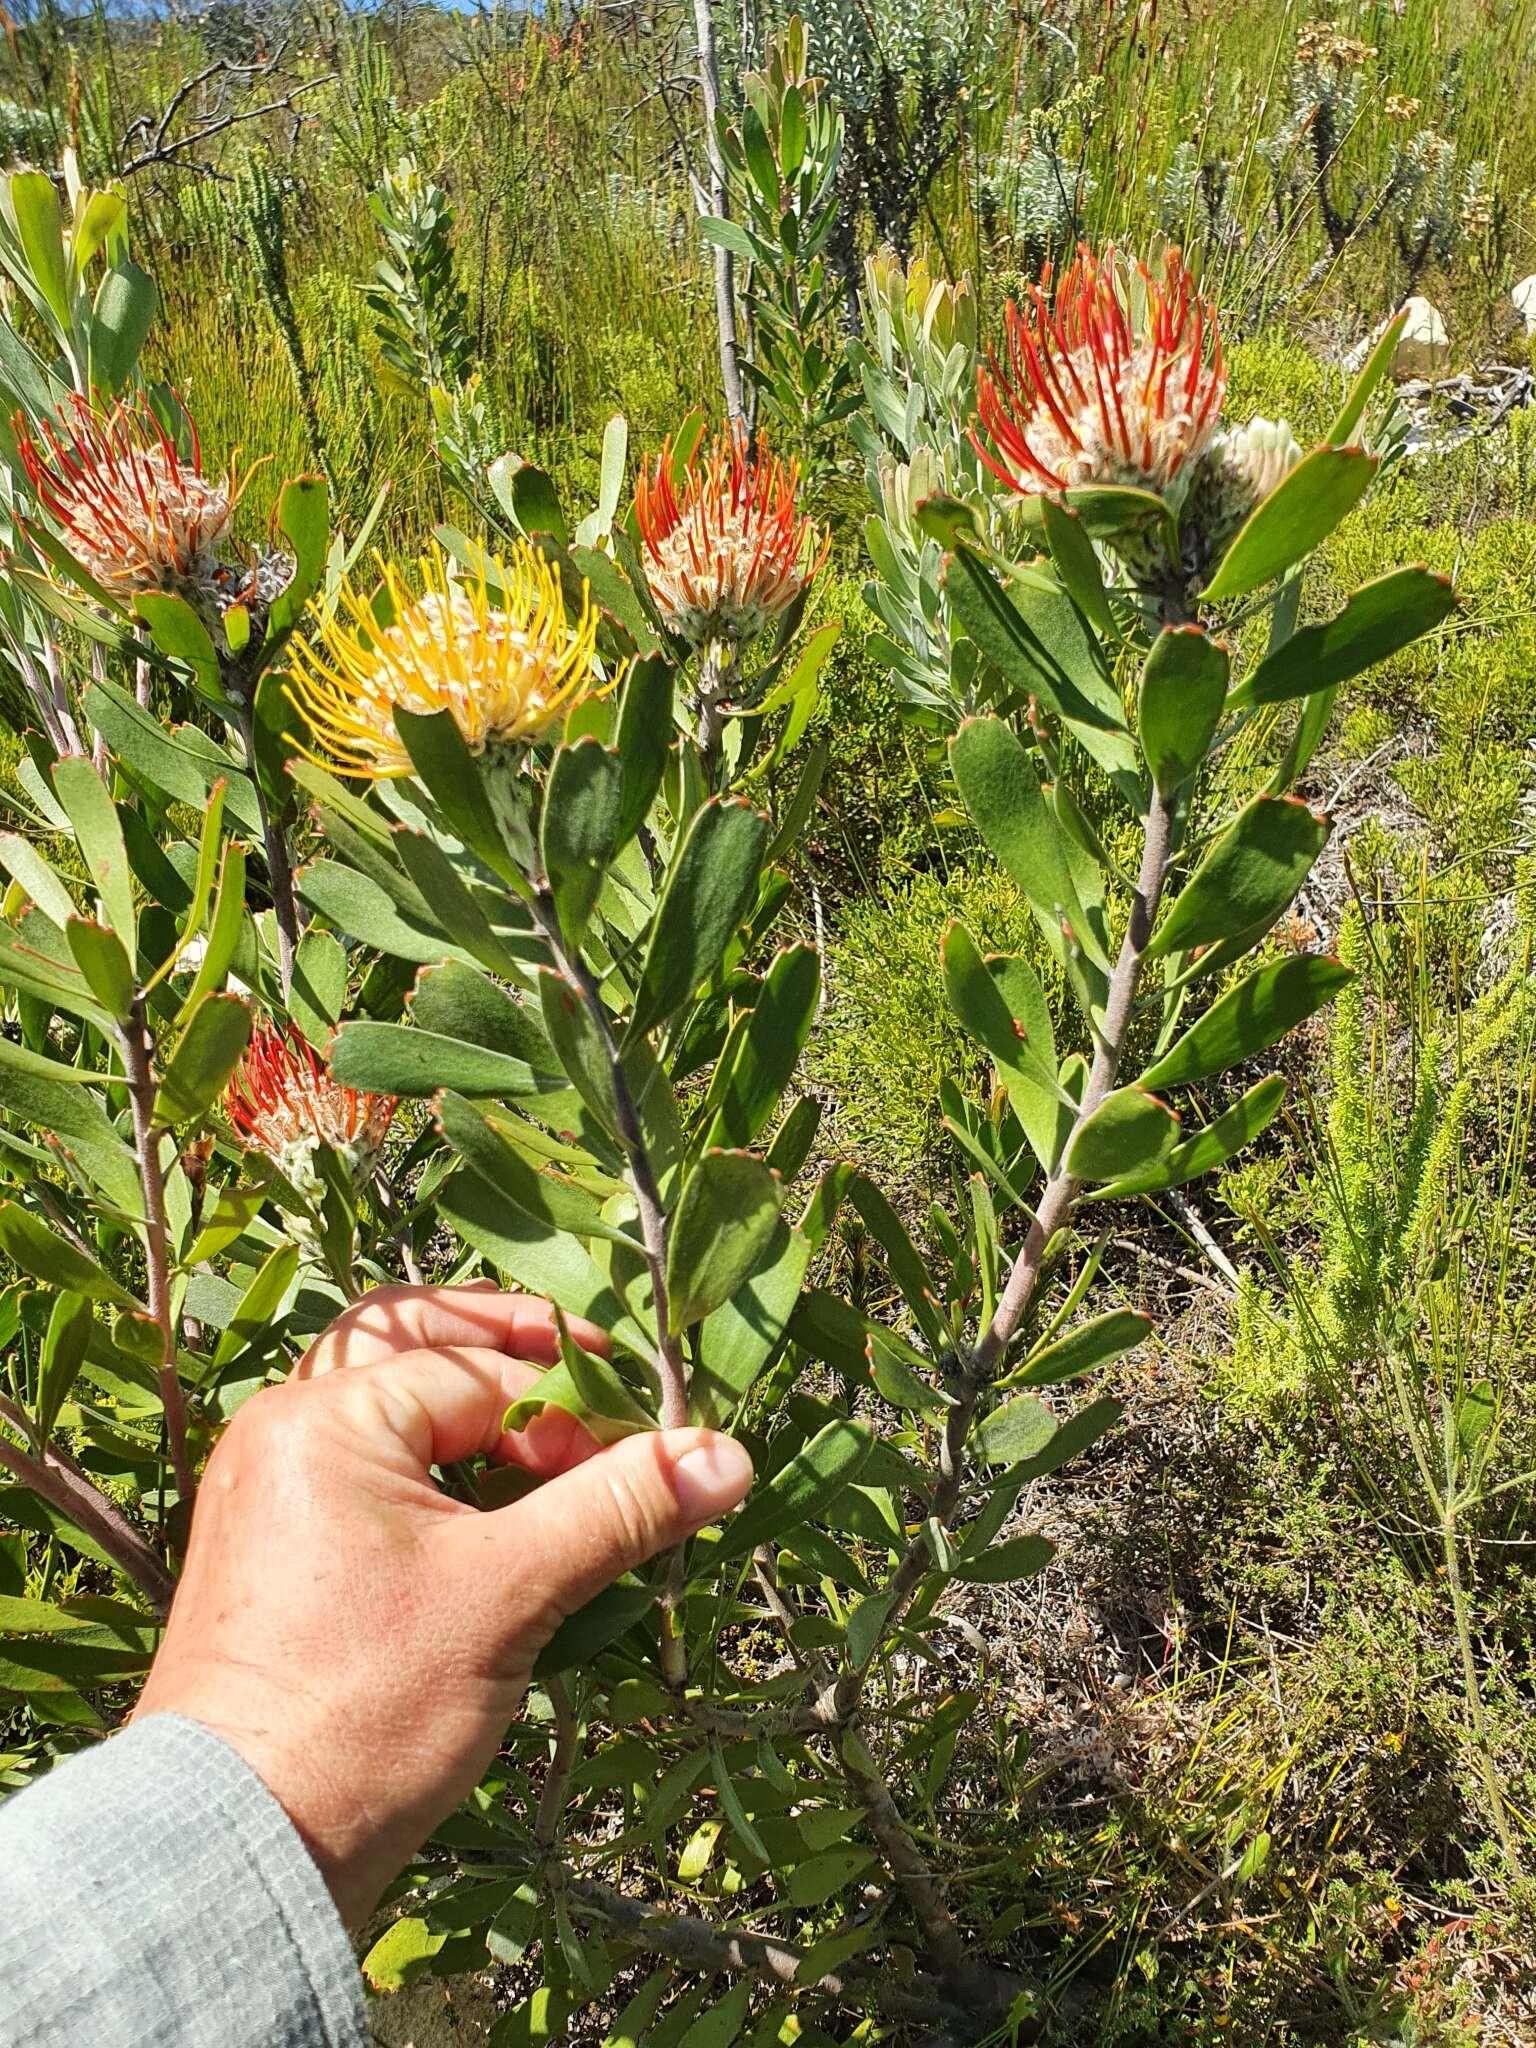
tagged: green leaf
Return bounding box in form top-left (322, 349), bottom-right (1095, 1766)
top-left (787, 1847), bottom-right (877, 1909)
top-left (846, 1174), bottom-right (950, 1356)
top-left (570, 541), bottom-right (662, 654)
top-left (289, 929), bottom-right (348, 1045)
top-left (503, 1310), bottom-right (656, 1443)
top-left (954, 1533), bottom-right (1054, 1584)
top-left (10, 171), bottom-right (70, 327)
top-left (437, 1093), bottom-right (636, 1246)
top-left (36, 1291), bottom-right (93, 1442)
top-left (718, 1417), bottom-right (872, 1559)
top-left (1455, 1380), bottom-right (1496, 1468)
top-left (1141, 954), bottom-right (1353, 1090)
top-left (534, 1578), bottom-right (655, 1677)
top-left (439, 1169), bottom-right (654, 1360)
top-left (941, 922), bottom-right (1064, 1170)
top-left (765, 1095), bottom-right (820, 1184)
top-left (84, 677), bottom-right (259, 828)
top-left (1094, 1074), bottom-right (1287, 1197)
top-left (184, 1178), bottom-right (271, 1264)
top-left (1329, 308), bottom-right (1408, 445)
top-left (267, 474), bottom-right (329, 638)
top-left (393, 705), bottom-right (525, 887)
top-left (1066, 1086), bottom-right (1180, 1182)
top-left (600, 1969), bottom-right (672, 2048)
top-left (865, 1324), bottom-right (948, 1413)
top-left (1039, 495), bottom-right (1116, 639)
top-left (1148, 796), bottom-right (1330, 963)
top-left (410, 960), bottom-right (557, 1072)
top-left (613, 656), bottom-right (674, 846)
top-left (632, 800), bottom-right (770, 1037)
top-left (88, 257), bottom-right (156, 394)
top-left (174, 843), bottom-right (247, 1027)
top-left (942, 545), bottom-right (1138, 788)
top-left (133, 591), bottom-right (222, 696)
top-left (64, 918), bottom-right (133, 1020)
top-left (503, 460), bottom-right (569, 545)
top-left (0, 831), bottom-right (77, 927)
top-left (1138, 625), bottom-right (1230, 795)
top-left (667, 1151), bottom-right (784, 1331)
top-left (1009, 1394), bottom-right (1121, 1479)
top-left (975, 1393), bottom-right (1057, 1468)
top-left (210, 1242), bottom-right (300, 1373)
top-left (154, 779), bottom-right (226, 987)
top-left (949, 716), bottom-right (1108, 999)
top-left (692, 1223), bottom-right (811, 1429)
top-left (1009, 480), bottom-right (1174, 545)
top-left (702, 943), bottom-right (820, 1149)
top-left (0, 1041), bottom-right (139, 1213)
top-left (1201, 447), bottom-right (1377, 602)
top-left (0, 1204), bottom-right (135, 1306)
top-left (595, 412), bottom-right (628, 535)
top-left (362, 1917), bottom-right (448, 1993)
top-left (330, 1020), bottom-right (560, 1100)
top-left (541, 739), bottom-right (624, 940)
top-left (154, 993), bottom-right (252, 1128)
top-left (1010, 1308), bottom-right (1153, 1388)
top-left (700, 215), bottom-right (756, 262)
top-left (537, 968), bottom-right (620, 1134)
top-left (709, 1737), bottom-right (770, 1866)
top-left (391, 827), bottom-right (526, 977)
top-left (1229, 566), bottom-right (1457, 708)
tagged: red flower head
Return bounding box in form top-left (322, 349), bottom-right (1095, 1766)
top-left (15, 391), bottom-right (240, 600)
top-left (974, 245), bottom-right (1227, 498)
top-left (226, 1022), bottom-right (395, 1178)
top-left (635, 430), bottom-right (826, 651)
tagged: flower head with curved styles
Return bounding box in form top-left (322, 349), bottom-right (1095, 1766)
top-left (286, 541), bottom-right (606, 780)
top-left (974, 245), bottom-right (1227, 499)
top-left (227, 1021), bottom-right (396, 1184)
top-left (16, 392), bottom-right (240, 600)
top-left (635, 431), bottom-right (825, 652)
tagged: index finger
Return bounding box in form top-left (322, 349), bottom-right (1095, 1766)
top-left (297, 1283), bottom-right (612, 1380)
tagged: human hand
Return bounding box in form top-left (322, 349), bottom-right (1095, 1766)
top-left (134, 1283), bottom-right (754, 1927)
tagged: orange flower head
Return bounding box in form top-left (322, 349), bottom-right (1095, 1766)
top-left (16, 392), bottom-right (240, 599)
top-left (635, 431), bottom-right (825, 651)
top-left (974, 245), bottom-right (1227, 499)
top-left (227, 1022), bottom-right (396, 1182)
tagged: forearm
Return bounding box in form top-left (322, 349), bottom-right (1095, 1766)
top-left (0, 1714), bottom-right (365, 2048)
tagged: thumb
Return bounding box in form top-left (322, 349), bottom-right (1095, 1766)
top-left (472, 1427), bottom-right (754, 1623)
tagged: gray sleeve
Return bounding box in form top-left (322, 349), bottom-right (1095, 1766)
top-left (0, 1712), bottom-right (366, 2048)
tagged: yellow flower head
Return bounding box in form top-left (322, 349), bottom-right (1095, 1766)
top-left (286, 541), bottom-right (607, 779)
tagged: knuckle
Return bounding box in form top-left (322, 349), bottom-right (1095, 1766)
top-left (595, 1458), bottom-right (660, 1565)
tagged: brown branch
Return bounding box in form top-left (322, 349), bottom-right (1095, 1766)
top-left (122, 999), bottom-right (196, 1509)
top-left (117, 57), bottom-right (335, 180)
top-left (534, 1675), bottom-right (580, 1859)
top-left (564, 1872), bottom-right (947, 2024)
top-left (687, 0), bottom-right (746, 427)
top-left (0, 1395), bottom-right (174, 1615)
top-left (838, 1724), bottom-right (967, 1980)
top-left (529, 891), bottom-right (689, 1689)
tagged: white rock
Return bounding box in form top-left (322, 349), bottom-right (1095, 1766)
top-left (1513, 274), bottom-right (1536, 335)
top-left (1392, 296), bottom-right (1449, 381)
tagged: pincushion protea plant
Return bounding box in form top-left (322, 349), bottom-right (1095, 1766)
top-left (974, 244), bottom-right (1226, 499)
top-left (227, 1020), bottom-right (396, 1187)
top-left (15, 391), bottom-right (243, 603)
top-left (635, 429), bottom-right (825, 653)
top-left (285, 540), bottom-right (607, 779)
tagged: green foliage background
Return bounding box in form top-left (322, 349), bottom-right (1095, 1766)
top-left (0, 1), bottom-right (1534, 2042)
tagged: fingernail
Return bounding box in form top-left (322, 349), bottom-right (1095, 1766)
top-left (670, 1433), bottom-right (754, 1520)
